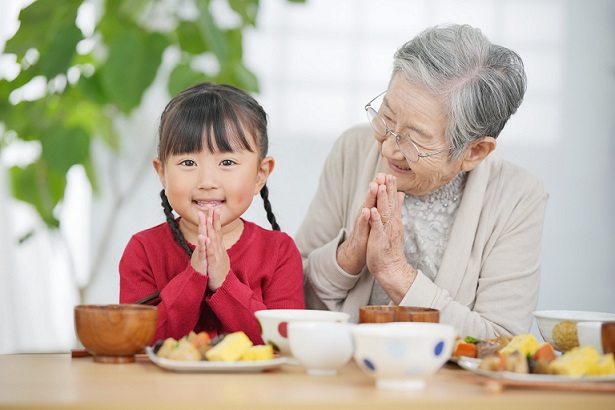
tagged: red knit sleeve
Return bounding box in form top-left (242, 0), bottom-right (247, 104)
top-left (119, 235), bottom-right (209, 342)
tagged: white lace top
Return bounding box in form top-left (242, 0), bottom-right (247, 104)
top-left (369, 172), bottom-right (468, 305)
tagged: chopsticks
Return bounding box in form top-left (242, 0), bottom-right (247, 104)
top-left (134, 291), bottom-right (161, 306)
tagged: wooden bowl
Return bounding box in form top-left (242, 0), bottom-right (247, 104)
top-left (359, 306), bottom-right (439, 324)
top-left (74, 304), bottom-right (158, 363)
top-left (601, 321), bottom-right (615, 354)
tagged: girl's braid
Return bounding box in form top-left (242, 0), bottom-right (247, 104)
top-left (260, 184), bottom-right (280, 231)
top-left (160, 189), bottom-right (193, 257)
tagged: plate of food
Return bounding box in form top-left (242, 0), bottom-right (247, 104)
top-left (146, 330), bottom-right (287, 373)
top-left (454, 333), bottom-right (615, 384)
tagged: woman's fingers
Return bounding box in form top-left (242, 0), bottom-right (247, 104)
top-left (336, 207), bottom-right (370, 275)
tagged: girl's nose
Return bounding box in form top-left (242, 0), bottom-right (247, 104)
top-left (197, 166), bottom-right (218, 189)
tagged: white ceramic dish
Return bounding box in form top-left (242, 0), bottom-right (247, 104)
top-left (351, 322), bottom-right (456, 391)
top-left (457, 356), bottom-right (615, 383)
top-left (533, 310), bottom-right (615, 352)
top-left (146, 347), bottom-right (287, 372)
top-left (255, 309), bottom-right (350, 363)
top-left (288, 321), bottom-right (354, 376)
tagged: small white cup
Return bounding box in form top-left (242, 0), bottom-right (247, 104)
top-left (577, 321), bottom-right (605, 354)
top-left (288, 321), bottom-right (355, 376)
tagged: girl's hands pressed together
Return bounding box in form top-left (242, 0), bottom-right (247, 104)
top-left (191, 211), bottom-right (208, 275)
top-left (203, 207), bottom-right (231, 291)
top-left (190, 208), bottom-right (231, 291)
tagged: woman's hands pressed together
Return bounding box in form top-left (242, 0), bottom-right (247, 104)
top-left (336, 173), bottom-right (417, 304)
top-left (191, 208), bottom-right (231, 291)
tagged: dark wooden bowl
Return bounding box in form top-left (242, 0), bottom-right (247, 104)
top-left (602, 321), bottom-right (615, 354)
top-left (359, 306), bottom-right (439, 324)
top-left (74, 304), bottom-right (158, 363)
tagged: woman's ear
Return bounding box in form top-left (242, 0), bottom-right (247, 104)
top-left (254, 156), bottom-right (275, 194)
top-left (460, 137), bottom-right (496, 172)
top-left (153, 158), bottom-right (166, 188)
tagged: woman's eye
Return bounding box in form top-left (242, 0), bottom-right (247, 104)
top-left (220, 159), bottom-right (236, 166)
top-left (181, 159), bottom-right (196, 167)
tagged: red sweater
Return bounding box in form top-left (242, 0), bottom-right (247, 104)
top-left (119, 219), bottom-right (305, 344)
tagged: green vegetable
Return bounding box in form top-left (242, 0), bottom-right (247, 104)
top-left (464, 336), bottom-right (482, 344)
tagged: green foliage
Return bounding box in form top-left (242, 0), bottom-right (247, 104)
top-left (0, 0), bottom-right (303, 231)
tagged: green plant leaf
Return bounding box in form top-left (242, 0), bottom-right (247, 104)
top-left (195, 1), bottom-right (229, 63)
top-left (176, 21), bottom-right (208, 55)
top-left (168, 64), bottom-right (211, 96)
top-left (228, 0), bottom-right (259, 27)
top-left (10, 162), bottom-right (62, 228)
top-left (4, 0), bottom-right (82, 58)
top-left (38, 22), bottom-right (82, 78)
top-left (98, 30), bottom-right (169, 113)
top-left (41, 126), bottom-right (90, 174)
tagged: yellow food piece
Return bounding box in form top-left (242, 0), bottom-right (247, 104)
top-left (552, 321), bottom-right (579, 352)
top-left (499, 334), bottom-right (540, 357)
top-left (549, 346), bottom-right (600, 377)
top-left (205, 331), bottom-right (253, 362)
top-left (240, 345), bottom-right (274, 361)
top-left (588, 353), bottom-right (615, 376)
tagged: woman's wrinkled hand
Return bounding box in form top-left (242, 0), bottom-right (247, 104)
top-left (335, 175), bottom-right (381, 275)
top-left (366, 174), bottom-right (416, 303)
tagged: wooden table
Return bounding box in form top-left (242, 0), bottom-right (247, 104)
top-left (0, 353), bottom-right (613, 409)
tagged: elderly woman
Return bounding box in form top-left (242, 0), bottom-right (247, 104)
top-left (295, 24), bottom-right (548, 339)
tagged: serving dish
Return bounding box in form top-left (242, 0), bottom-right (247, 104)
top-left (533, 310), bottom-right (615, 352)
top-left (145, 347), bottom-right (286, 372)
top-left (457, 356), bottom-right (615, 383)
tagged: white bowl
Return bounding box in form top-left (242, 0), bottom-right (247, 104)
top-left (255, 309), bottom-right (350, 363)
top-left (533, 310), bottom-right (615, 352)
top-left (351, 322), bottom-right (456, 391)
top-left (288, 321), bottom-right (355, 376)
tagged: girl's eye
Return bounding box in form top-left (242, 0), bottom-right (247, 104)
top-left (181, 159), bottom-right (196, 167)
top-left (220, 159), bottom-right (236, 166)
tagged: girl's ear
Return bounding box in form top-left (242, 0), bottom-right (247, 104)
top-left (460, 136), bottom-right (496, 172)
top-left (153, 158), bottom-right (166, 188)
top-left (254, 156), bottom-right (275, 194)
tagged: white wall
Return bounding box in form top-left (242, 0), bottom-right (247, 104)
top-left (1, 0), bottom-right (613, 353)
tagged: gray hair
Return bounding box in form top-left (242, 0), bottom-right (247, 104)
top-left (392, 24), bottom-right (527, 160)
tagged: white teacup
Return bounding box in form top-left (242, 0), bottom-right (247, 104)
top-left (288, 321), bottom-right (355, 376)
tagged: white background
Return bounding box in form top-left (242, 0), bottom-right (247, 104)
top-left (1, 0), bottom-right (614, 353)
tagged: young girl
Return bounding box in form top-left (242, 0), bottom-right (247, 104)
top-left (119, 82), bottom-right (305, 344)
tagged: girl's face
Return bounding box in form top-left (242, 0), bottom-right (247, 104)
top-left (154, 132), bottom-right (273, 245)
top-left (376, 74), bottom-right (464, 196)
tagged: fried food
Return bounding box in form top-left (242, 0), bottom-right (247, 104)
top-left (552, 321), bottom-right (579, 352)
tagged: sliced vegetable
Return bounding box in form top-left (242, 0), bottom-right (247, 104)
top-left (453, 342), bottom-right (478, 358)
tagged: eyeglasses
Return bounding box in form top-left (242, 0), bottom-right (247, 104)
top-left (364, 91), bottom-right (451, 163)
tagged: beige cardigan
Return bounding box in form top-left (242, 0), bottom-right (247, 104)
top-left (295, 125), bottom-right (549, 338)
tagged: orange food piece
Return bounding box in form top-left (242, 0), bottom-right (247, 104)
top-left (453, 342), bottom-right (478, 358)
top-left (191, 331), bottom-right (211, 349)
top-left (532, 343), bottom-right (557, 363)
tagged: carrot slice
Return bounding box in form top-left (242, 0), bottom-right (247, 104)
top-left (532, 342), bottom-right (557, 363)
top-left (453, 342), bottom-right (478, 358)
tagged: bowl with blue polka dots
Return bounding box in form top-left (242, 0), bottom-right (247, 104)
top-left (351, 322), bottom-right (456, 390)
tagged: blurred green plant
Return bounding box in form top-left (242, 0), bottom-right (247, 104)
top-left (0, 0), bottom-right (304, 233)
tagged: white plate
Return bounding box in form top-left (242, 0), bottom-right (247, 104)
top-left (145, 347), bottom-right (287, 372)
top-left (457, 357), bottom-right (615, 383)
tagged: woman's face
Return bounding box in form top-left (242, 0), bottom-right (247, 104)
top-left (376, 74), bottom-right (464, 196)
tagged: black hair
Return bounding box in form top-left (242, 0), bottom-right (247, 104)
top-left (157, 82), bottom-right (280, 256)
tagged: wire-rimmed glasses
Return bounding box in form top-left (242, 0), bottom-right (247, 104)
top-left (364, 91), bottom-right (451, 163)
